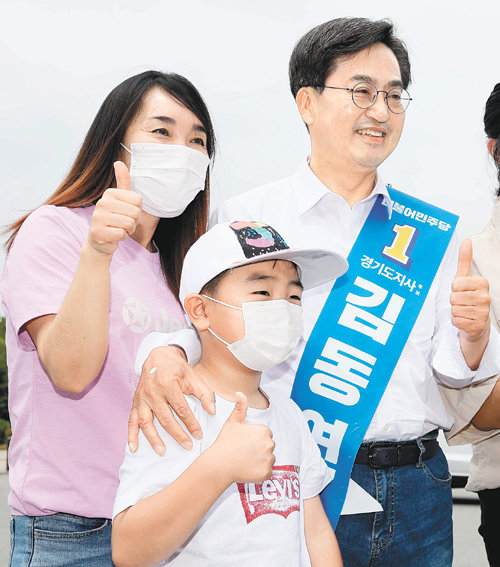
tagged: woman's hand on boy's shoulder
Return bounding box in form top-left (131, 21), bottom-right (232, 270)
top-left (128, 345), bottom-right (215, 455)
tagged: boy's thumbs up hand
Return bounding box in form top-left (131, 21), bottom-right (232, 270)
top-left (450, 239), bottom-right (490, 342)
top-left (211, 392), bottom-right (275, 484)
top-left (227, 391), bottom-right (248, 424)
top-left (86, 161), bottom-right (143, 257)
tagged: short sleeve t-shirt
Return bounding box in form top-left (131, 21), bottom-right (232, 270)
top-left (113, 392), bottom-right (333, 567)
top-left (0, 205), bottom-right (187, 518)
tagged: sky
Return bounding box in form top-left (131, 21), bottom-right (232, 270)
top-left (1, 0), bottom-right (500, 297)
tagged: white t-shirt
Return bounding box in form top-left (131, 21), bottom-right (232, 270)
top-left (113, 392), bottom-right (334, 566)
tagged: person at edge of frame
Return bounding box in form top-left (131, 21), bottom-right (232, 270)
top-left (440, 82), bottom-right (500, 567)
top-left (124, 19), bottom-right (498, 567)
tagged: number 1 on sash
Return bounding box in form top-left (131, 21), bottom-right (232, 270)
top-left (382, 224), bottom-right (419, 269)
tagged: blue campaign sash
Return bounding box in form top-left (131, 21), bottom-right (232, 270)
top-left (291, 187), bottom-right (458, 528)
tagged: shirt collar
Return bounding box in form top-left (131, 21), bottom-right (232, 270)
top-left (291, 157), bottom-right (393, 218)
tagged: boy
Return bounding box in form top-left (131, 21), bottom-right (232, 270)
top-left (112, 221), bottom-right (347, 567)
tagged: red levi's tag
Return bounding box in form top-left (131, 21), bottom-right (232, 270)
top-left (237, 465), bottom-right (300, 524)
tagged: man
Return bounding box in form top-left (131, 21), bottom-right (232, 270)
top-left (130, 18), bottom-right (498, 567)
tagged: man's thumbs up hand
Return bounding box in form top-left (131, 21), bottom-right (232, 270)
top-left (455, 238), bottom-right (473, 279)
top-left (451, 239), bottom-right (490, 343)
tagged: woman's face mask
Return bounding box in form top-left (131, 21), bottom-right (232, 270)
top-left (121, 143), bottom-right (210, 218)
top-left (202, 295), bottom-right (304, 372)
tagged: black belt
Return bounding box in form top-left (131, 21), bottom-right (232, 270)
top-left (355, 437), bottom-right (439, 469)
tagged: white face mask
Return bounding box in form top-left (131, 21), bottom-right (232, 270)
top-left (121, 143), bottom-right (210, 218)
top-left (202, 295), bottom-right (303, 371)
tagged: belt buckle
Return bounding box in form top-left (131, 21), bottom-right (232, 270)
top-left (368, 444), bottom-right (399, 469)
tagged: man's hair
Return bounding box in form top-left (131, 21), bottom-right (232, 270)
top-left (484, 83), bottom-right (500, 196)
top-left (289, 17), bottom-right (411, 98)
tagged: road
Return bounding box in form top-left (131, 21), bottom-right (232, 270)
top-left (0, 451), bottom-right (489, 566)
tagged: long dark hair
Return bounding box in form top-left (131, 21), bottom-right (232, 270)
top-left (5, 70), bottom-right (215, 299)
top-left (484, 83), bottom-right (500, 196)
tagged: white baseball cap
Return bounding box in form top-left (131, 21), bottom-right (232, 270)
top-left (179, 221), bottom-right (348, 307)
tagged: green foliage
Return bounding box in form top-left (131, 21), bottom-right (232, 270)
top-left (0, 317), bottom-right (9, 425)
top-left (0, 418), bottom-right (10, 445)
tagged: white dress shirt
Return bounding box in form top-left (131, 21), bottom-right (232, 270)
top-left (137, 159), bottom-right (500, 444)
top-left (209, 159), bottom-right (500, 442)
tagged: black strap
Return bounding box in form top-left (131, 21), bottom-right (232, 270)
top-left (355, 438), bottom-right (439, 469)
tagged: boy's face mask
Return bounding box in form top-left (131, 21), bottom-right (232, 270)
top-left (202, 295), bottom-right (303, 371)
top-left (121, 143), bottom-right (210, 218)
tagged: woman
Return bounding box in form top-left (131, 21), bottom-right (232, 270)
top-left (1, 70), bottom-right (215, 566)
top-left (441, 82), bottom-right (500, 567)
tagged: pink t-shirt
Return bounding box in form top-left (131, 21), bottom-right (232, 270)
top-left (0, 205), bottom-right (187, 518)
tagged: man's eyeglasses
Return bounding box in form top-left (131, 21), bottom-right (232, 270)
top-left (319, 81), bottom-right (412, 114)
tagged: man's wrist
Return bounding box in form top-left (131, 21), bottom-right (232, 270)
top-left (135, 329), bottom-right (201, 374)
top-left (169, 344), bottom-right (188, 361)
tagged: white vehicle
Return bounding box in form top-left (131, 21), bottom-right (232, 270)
top-left (438, 431), bottom-right (472, 488)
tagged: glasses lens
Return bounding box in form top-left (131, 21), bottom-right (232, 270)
top-left (351, 83), bottom-right (377, 109)
top-left (387, 88), bottom-right (411, 113)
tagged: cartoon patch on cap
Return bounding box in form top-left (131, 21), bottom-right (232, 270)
top-left (229, 221), bottom-right (289, 258)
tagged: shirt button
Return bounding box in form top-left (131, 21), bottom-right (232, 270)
top-left (384, 425), bottom-right (390, 431)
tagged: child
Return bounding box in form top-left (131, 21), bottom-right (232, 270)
top-left (112, 221), bottom-right (347, 567)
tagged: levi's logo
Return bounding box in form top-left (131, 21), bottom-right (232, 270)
top-left (237, 465), bottom-right (300, 524)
